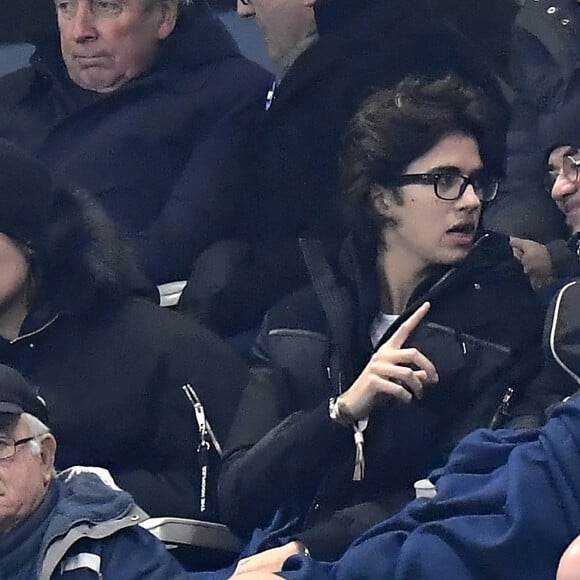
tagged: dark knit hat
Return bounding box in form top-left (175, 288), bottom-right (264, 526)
top-left (0, 365), bottom-right (48, 425)
top-left (0, 139), bottom-right (55, 250)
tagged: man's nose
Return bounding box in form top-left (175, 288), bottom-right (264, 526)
top-left (71, 5), bottom-right (98, 42)
top-left (237, 0), bottom-right (255, 17)
top-left (457, 184), bottom-right (482, 212)
top-left (552, 173), bottom-right (578, 202)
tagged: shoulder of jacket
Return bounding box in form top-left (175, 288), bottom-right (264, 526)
top-left (262, 286), bottom-right (331, 334)
top-left (0, 66), bottom-right (36, 105)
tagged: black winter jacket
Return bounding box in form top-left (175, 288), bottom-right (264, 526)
top-left (179, 0), bottom-right (509, 336)
top-left (218, 233), bottom-right (545, 560)
top-left (0, 187), bottom-right (249, 521)
top-left (0, 2), bottom-right (271, 285)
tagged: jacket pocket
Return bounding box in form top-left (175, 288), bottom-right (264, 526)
top-left (406, 322), bottom-right (516, 450)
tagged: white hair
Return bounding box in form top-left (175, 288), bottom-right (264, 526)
top-left (20, 413), bottom-right (51, 456)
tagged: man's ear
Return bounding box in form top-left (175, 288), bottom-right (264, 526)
top-left (371, 185), bottom-right (392, 217)
top-left (156, 0), bottom-right (179, 41)
top-left (39, 434), bottom-right (57, 485)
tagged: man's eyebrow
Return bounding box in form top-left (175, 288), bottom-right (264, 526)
top-left (426, 164), bottom-right (483, 174)
top-left (425, 165), bottom-right (461, 174)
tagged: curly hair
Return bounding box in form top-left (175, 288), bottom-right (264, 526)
top-left (340, 75), bottom-right (506, 246)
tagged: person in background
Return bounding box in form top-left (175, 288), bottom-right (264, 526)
top-left (0, 0), bottom-right (271, 285)
top-left (0, 363), bottom-right (188, 579)
top-left (0, 138), bottom-right (249, 520)
top-left (485, 0), bottom-right (580, 279)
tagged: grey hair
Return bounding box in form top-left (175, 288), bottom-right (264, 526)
top-left (20, 413), bottom-right (51, 456)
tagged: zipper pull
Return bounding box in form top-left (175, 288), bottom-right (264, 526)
top-left (182, 384), bottom-right (223, 456)
top-left (352, 419), bottom-right (368, 481)
top-left (489, 386), bottom-right (515, 429)
top-left (197, 440), bottom-right (210, 513)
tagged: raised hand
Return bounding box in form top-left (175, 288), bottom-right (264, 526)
top-left (337, 302), bottom-right (438, 421)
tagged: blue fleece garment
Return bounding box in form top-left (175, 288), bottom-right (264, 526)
top-left (280, 395), bottom-right (580, 580)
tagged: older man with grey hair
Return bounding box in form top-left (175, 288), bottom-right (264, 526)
top-left (0, 363), bottom-right (188, 579)
top-left (0, 0), bottom-right (270, 286)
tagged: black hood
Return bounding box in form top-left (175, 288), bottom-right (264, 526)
top-left (314, 0), bottom-right (427, 35)
top-left (154, 1), bottom-right (240, 71)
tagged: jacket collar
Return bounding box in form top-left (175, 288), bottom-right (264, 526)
top-left (271, 0), bottom-right (426, 109)
top-left (39, 468), bottom-right (147, 580)
top-left (336, 231), bottom-right (512, 351)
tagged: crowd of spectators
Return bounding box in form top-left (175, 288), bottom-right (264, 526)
top-left (1, 0), bottom-right (580, 579)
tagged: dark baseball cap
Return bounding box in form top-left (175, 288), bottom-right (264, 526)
top-left (0, 365), bottom-right (48, 424)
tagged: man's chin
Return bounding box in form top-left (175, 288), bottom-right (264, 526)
top-left (69, 71), bottom-right (127, 94)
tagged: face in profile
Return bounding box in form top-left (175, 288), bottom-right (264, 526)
top-left (236, 0), bottom-right (316, 64)
top-left (377, 132), bottom-right (489, 274)
top-left (54, 0), bottom-right (177, 93)
top-left (0, 234), bottom-right (30, 317)
top-left (0, 416), bottom-right (54, 535)
top-left (548, 145), bottom-right (580, 234)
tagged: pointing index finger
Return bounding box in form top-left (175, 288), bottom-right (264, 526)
top-left (388, 302), bottom-right (431, 349)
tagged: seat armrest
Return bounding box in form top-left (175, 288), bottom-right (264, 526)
top-left (157, 281), bottom-right (187, 307)
top-left (141, 517), bottom-right (243, 553)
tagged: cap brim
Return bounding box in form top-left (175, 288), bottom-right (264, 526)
top-left (0, 402), bottom-right (23, 415)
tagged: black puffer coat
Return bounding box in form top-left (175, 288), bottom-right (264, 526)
top-left (179, 0), bottom-right (509, 336)
top-left (0, 186), bottom-right (249, 520)
top-left (218, 233), bottom-right (545, 560)
top-left (0, 2), bottom-right (271, 284)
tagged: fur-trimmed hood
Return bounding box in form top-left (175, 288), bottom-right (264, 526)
top-left (0, 138), bottom-right (144, 317)
top-left (34, 183), bottom-right (147, 316)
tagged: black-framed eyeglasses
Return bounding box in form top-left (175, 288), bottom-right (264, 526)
top-left (239, 0), bottom-right (250, 5)
top-left (0, 436), bottom-right (36, 461)
top-left (546, 154), bottom-right (580, 191)
top-left (389, 170), bottom-right (499, 203)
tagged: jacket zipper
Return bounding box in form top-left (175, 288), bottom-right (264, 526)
top-left (181, 384), bottom-right (223, 514)
top-left (489, 386), bottom-right (515, 429)
top-left (377, 234), bottom-right (491, 348)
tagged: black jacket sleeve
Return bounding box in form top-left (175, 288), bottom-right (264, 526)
top-left (219, 401), bottom-right (352, 537)
top-left (218, 315), bottom-right (351, 536)
top-left (294, 492), bottom-right (415, 561)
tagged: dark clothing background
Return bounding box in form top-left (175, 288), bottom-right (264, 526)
top-left (179, 0), bottom-right (509, 337)
top-left (0, 2), bottom-right (271, 285)
top-left (218, 232), bottom-right (544, 560)
top-left (427, 0), bottom-right (520, 87)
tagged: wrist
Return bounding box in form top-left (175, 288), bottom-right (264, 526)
top-left (290, 540), bottom-right (311, 558)
top-left (328, 395), bottom-right (358, 426)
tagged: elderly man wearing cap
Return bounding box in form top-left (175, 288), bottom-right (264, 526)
top-left (0, 363), bottom-right (187, 579)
